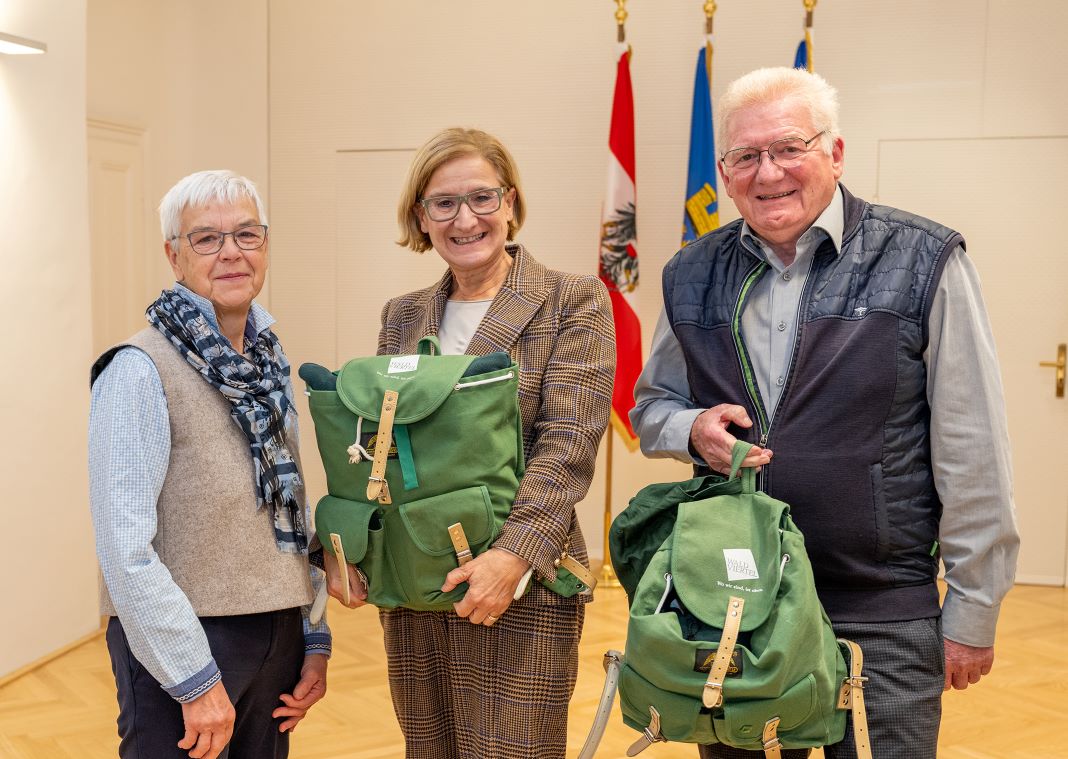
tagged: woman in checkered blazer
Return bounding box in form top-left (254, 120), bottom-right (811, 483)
top-left (323, 127), bottom-right (616, 758)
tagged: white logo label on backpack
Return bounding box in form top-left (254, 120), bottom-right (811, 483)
top-left (387, 355), bottom-right (420, 374)
top-left (723, 549), bottom-right (760, 581)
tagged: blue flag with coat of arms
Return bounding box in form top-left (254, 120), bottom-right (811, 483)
top-left (682, 42), bottom-right (719, 244)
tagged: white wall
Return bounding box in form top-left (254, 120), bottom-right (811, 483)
top-left (87, 0), bottom-right (269, 304)
top-left (0, 0), bottom-right (99, 675)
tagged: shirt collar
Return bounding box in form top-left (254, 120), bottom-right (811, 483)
top-left (173, 282), bottom-right (275, 341)
top-left (739, 184), bottom-right (845, 266)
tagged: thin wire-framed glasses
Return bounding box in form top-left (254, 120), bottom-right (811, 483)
top-left (175, 224), bottom-right (269, 256)
top-left (419, 187), bottom-right (508, 222)
top-left (720, 131), bottom-right (828, 172)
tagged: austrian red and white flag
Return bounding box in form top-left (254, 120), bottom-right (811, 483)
top-left (598, 44), bottom-right (642, 450)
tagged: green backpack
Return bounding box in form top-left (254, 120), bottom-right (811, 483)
top-left (607, 443), bottom-right (872, 759)
top-left (300, 336), bottom-right (590, 611)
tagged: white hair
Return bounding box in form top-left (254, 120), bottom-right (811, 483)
top-left (158, 169), bottom-right (268, 242)
top-left (717, 67), bottom-right (840, 156)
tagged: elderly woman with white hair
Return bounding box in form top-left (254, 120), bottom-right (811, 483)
top-left (88, 170), bottom-right (330, 759)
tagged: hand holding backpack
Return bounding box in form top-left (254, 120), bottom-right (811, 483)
top-left (581, 442), bottom-right (872, 759)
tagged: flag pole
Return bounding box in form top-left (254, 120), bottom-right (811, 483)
top-left (600, 0), bottom-right (629, 590)
top-left (600, 431), bottom-right (620, 587)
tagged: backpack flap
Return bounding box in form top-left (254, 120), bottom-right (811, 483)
top-left (315, 494), bottom-right (378, 563)
top-left (335, 353), bottom-right (480, 503)
top-left (610, 473), bottom-right (732, 602)
top-left (671, 439), bottom-right (785, 628)
top-left (670, 492), bottom-right (789, 632)
top-left (335, 353), bottom-right (476, 424)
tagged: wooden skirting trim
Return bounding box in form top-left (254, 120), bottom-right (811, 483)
top-left (0, 626), bottom-right (105, 689)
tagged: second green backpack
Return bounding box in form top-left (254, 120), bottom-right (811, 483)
top-left (609, 442), bottom-right (872, 758)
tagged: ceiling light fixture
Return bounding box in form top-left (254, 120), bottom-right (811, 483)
top-left (0, 31), bottom-right (47, 55)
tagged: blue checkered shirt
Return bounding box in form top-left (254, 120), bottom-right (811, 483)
top-left (89, 284), bottom-right (330, 703)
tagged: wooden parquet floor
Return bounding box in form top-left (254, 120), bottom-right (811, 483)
top-left (0, 583), bottom-right (1065, 758)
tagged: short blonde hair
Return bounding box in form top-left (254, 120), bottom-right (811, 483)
top-left (397, 127), bottom-right (526, 253)
top-left (718, 67), bottom-right (840, 156)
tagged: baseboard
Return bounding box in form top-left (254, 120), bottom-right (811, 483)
top-left (1014, 573), bottom-right (1065, 587)
top-left (0, 626), bottom-right (105, 689)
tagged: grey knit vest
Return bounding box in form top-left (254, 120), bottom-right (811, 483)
top-left (96, 327), bottom-right (314, 617)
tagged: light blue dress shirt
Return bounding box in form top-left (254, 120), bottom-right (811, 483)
top-left (89, 283), bottom-right (330, 703)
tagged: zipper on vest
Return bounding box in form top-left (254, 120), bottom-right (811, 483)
top-left (731, 262), bottom-right (772, 444)
top-left (757, 262), bottom-right (820, 492)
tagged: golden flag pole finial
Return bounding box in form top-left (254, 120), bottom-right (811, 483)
top-left (802, 0), bottom-right (816, 72)
top-left (704, 1), bottom-right (717, 35)
top-left (615, 0), bottom-right (628, 43)
top-left (703, 1), bottom-right (716, 81)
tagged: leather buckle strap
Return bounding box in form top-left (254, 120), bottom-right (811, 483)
top-left (703, 596), bottom-right (745, 708)
top-left (559, 552), bottom-right (597, 592)
top-left (328, 533), bottom-right (351, 606)
top-left (576, 651), bottom-right (625, 759)
top-left (762, 716), bottom-right (782, 759)
top-left (625, 706), bottom-right (666, 756)
top-left (837, 638), bottom-right (873, 759)
top-left (365, 390), bottom-right (398, 504)
top-left (448, 522), bottom-right (473, 565)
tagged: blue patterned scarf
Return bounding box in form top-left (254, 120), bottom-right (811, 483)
top-left (147, 288), bottom-right (307, 553)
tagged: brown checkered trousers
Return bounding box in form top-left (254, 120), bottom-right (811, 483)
top-left (376, 245), bottom-right (615, 758)
top-left (381, 603), bottom-right (585, 759)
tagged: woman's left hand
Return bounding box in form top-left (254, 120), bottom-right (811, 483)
top-left (442, 548), bottom-right (530, 626)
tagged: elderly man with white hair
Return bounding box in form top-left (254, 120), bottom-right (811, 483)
top-left (89, 170), bottom-right (330, 759)
top-left (632, 68), bottom-right (1019, 758)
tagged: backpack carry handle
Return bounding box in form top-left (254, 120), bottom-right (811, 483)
top-left (729, 440), bottom-right (758, 494)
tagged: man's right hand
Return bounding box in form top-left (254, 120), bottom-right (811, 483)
top-left (177, 679), bottom-right (235, 759)
top-left (690, 403), bottom-right (773, 475)
top-left (323, 552), bottom-right (368, 609)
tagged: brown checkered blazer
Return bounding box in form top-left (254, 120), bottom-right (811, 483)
top-left (378, 244), bottom-right (615, 604)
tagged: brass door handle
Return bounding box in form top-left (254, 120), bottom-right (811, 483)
top-left (1039, 343), bottom-right (1066, 398)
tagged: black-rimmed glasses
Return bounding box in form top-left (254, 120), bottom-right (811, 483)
top-left (174, 224), bottom-right (268, 256)
top-left (419, 187), bottom-right (507, 222)
top-left (721, 131), bottom-right (828, 172)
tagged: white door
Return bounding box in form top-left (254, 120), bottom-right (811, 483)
top-left (87, 119), bottom-right (151, 355)
top-left (877, 137), bottom-right (1068, 585)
